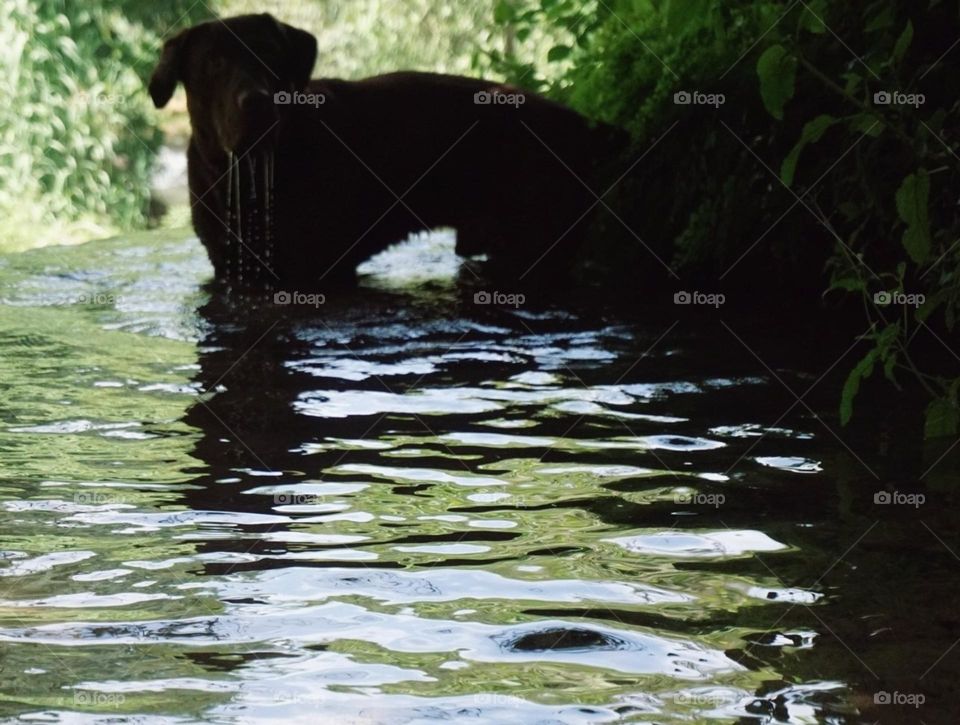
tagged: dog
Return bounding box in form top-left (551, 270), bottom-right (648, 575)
top-left (149, 13), bottom-right (621, 289)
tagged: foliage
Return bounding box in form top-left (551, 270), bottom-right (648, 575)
top-left (219, 0), bottom-right (517, 80)
top-left (0, 0), bottom-right (210, 250)
top-left (478, 0), bottom-right (601, 93)
top-left (484, 0), bottom-right (960, 438)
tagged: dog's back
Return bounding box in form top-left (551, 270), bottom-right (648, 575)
top-left (279, 71), bottom-right (613, 281)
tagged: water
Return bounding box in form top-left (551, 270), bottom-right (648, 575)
top-left (0, 230), bottom-right (958, 723)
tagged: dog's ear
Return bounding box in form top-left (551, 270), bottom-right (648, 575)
top-left (149, 29), bottom-right (190, 108)
top-left (269, 16), bottom-right (317, 89)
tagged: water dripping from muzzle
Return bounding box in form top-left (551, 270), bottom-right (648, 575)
top-left (222, 150), bottom-right (277, 292)
top-left (232, 152), bottom-right (243, 286)
top-left (241, 155), bottom-right (256, 286)
top-left (224, 152), bottom-right (235, 284)
top-left (264, 152), bottom-right (275, 285)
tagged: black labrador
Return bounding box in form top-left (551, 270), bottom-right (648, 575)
top-left (149, 14), bottom-right (620, 289)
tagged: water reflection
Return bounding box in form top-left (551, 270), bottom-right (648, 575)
top-left (0, 231), bottom-right (958, 722)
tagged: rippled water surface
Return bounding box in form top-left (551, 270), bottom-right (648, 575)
top-left (1, 231), bottom-right (958, 723)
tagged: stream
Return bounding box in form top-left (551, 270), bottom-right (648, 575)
top-left (0, 230), bottom-right (957, 723)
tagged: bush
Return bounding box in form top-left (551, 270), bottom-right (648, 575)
top-left (0, 1), bottom-right (208, 251)
top-left (485, 0), bottom-right (960, 438)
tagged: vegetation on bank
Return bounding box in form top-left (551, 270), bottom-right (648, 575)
top-left (218, 0), bottom-right (562, 80)
top-left (486, 0), bottom-right (959, 439)
top-left (0, 0), bottom-right (209, 249)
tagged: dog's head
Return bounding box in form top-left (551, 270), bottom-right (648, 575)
top-left (149, 14), bottom-right (316, 155)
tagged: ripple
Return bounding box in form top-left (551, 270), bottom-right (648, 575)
top-left (245, 482), bottom-right (369, 497)
top-left (8, 419), bottom-right (145, 436)
top-left (440, 432), bottom-right (556, 448)
top-left (296, 389), bottom-right (504, 417)
top-left (579, 435), bottom-right (725, 452)
top-left (1, 591), bottom-right (175, 608)
top-left (711, 423), bottom-right (814, 440)
top-left (0, 231), bottom-right (866, 722)
top-left (498, 626), bottom-right (630, 652)
top-left (290, 356), bottom-right (439, 381)
top-left (206, 567), bottom-right (692, 607)
top-left (0, 551), bottom-right (95, 577)
top-left (64, 509), bottom-right (291, 531)
top-left (606, 530), bottom-right (788, 558)
top-left (755, 456), bottom-right (822, 473)
top-left (393, 543), bottom-right (491, 555)
top-left (744, 586), bottom-right (823, 604)
top-left (476, 620), bottom-right (738, 677)
top-left (0, 603), bottom-right (738, 679)
top-left (328, 463), bottom-right (505, 487)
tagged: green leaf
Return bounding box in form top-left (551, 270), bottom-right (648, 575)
top-left (849, 112), bottom-right (883, 136)
top-left (830, 276), bottom-right (865, 293)
top-left (926, 108), bottom-right (947, 132)
top-left (842, 71), bottom-right (863, 96)
top-left (895, 171), bottom-right (931, 264)
top-left (924, 397), bottom-right (960, 438)
top-left (893, 20), bottom-right (914, 64)
top-left (883, 352), bottom-right (899, 383)
top-left (875, 323), bottom-right (901, 385)
top-left (757, 44), bottom-right (797, 120)
top-left (840, 349), bottom-right (877, 426)
top-left (877, 322), bottom-right (900, 350)
top-left (781, 114), bottom-right (837, 186)
top-left (798, 0), bottom-right (827, 33)
top-left (546, 44), bottom-right (572, 62)
top-left (494, 0), bottom-right (515, 25)
top-left (865, 4), bottom-right (895, 32)
top-left (916, 292), bottom-right (943, 323)
top-left (665, 0), bottom-right (709, 34)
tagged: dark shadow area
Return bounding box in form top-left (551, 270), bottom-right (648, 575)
top-left (177, 269), bottom-right (960, 721)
